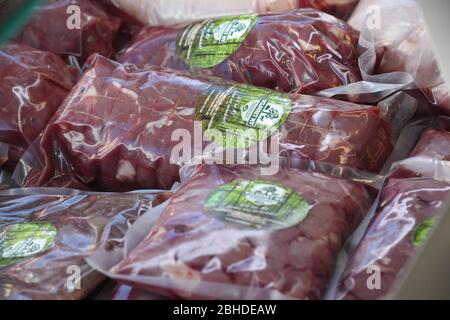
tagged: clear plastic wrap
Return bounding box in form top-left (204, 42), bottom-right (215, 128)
top-left (13, 55), bottom-right (415, 192)
top-left (106, 0), bottom-right (358, 26)
top-left (118, 9), bottom-right (361, 95)
top-left (409, 117), bottom-right (450, 161)
top-left (0, 188), bottom-right (171, 300)
top-left (15, 0), bottom-right (121, 64)
top-left (335, 157), bottom-right (450, 300)
top-left (321, 0), bottom-right (450, 109)
top-left (0, 43), bottom-right (77, 172)
top-left (90, 164), bottom-right (374, 300)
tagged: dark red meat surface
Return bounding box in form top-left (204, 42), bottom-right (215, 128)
top-left (0, 191), bottom-right (171, 300)
top-left (111, 164), bottom-right (373, 300)
top-left (16, 0), bottom-right (121, 64)
top-left (336, 177), bottom-right (450, 300)
top-left (118, 9), bottom-right (361, 95)
top-left (410, 128), bottom-right (450, 161)
top-left (20, 55), bottom-right (392, 191)
top-left (299, 0), bottom-right (359, 20)
top-left (0, 43), bottom-right (77, 171)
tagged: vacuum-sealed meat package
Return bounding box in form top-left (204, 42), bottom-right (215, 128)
top-left (106, 0), bottom-right (358, 26)
top-left (0, 43), bottom-right (77, 172)
top-left (15, 55), bottom-right (412, 192)
top-left (410, 128), bottom-right (450, 161)
top-left (0, 189), bottom-right (171, 300)
top-left (105, 164), bottom-right (373, 300)
top-left (336, 158), bottom-right (450, 300)
top-left (118, 9), bottom-right (361, 95)
top-left (16, 0), bottom-right (121, 64)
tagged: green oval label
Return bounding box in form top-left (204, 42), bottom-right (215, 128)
top-left (196, 84), bottom-right (292, 148)
top-left (412, 217), bottom-right (438, 247)
top-left (176, 15), bottom-right (258, 68)
top-left (0, 222), bottom-right (57, 269)
top-left (204, 180), bottom-right (309, 230)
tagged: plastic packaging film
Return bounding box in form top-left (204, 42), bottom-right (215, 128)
top-left (87, 164), bottom-right (374, 300)
top-left (0, 188), bottom-right (172, 300)
top-left (11, 55), bottom-right (416, 192)
top-left (107, 0), bottom-right (358, 26)
top-left (335, 126), bottom-right (450, 300)
top-left (0, 43), bottom-right (77, 172)
top-left (118, 9), bottom-right (361, 95)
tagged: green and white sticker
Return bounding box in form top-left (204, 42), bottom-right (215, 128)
top-left (204, 180), bottom-right (309, 230)
top-left (176, 15), bottom-right (257, 68)
top-left (412, 217), bottom-right (438, 247)
top-left (0, 222), bottom-right (57, 269)
top-left (196, 84), bottom-right (292, 148)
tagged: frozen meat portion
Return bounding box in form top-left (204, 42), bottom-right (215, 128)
top-left (119, 9), bottom-right (361, 95)
top-left (0, 190), bottom-right (171, 300)
top-left (112, 164), bottom-right (373, 300)
top-left (16, 0), bottom-right (121, 64)
top-left (18, 55), bottom-right (395, 192)
top-left (410, 128), bottom-right (450, 161)
top-left (0, 43), bottom-right (77, 171)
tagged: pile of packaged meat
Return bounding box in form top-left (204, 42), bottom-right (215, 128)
top-left (0, 0), bottom-right (449, 300)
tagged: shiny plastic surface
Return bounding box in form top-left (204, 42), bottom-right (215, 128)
top-left (15, 0), bottom-right (121, 64)
top-left (118, 9), bottom-right (361, 95)
top-left (336, 158), bottom-right (450, 300)
top-left (410, 128), bottom-right (450, 161)
top-left (0, 189), bottom-right (171, 300)
top-left (108, 0), bottom-right (358, 26)
top-left (0, 43), bottom-right (77, 172)
top-left (111, 164), bottom-right (373, 300)
top-left (16, 55), bottom-right (399, 192)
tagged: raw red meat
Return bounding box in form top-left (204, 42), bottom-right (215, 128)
top-left (118, 9), bottom-right (361, 95)
top-left (111, 164), bottom-right (373, 300)
top-left (0, 190), bottom-right (171, 300)
top-left (0, 43), bottom-right (77, 172)
top-left (299, 0), bottom-right (359, 20)
top-left (336, 176), bottom-right (450, 300)
top-left (19, 55), bottom-right (394, 191)
top-left (16, 0), bottom-right (121, 64)
top-left (410, 128), bottom-right (450, 161)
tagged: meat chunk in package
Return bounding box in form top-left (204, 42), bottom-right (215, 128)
top-left (109, 164), bottom-right (373, 300)
top-left (118, 9), bottom-right (361, 95)
top-left (0, 43), bottom-right (77, 172)
top-left (16, 55), bottom-right (403, 192)
top-left (16, 0), bottom-right (121, 64)
top-left (336, 128), bottom-right (450, 300)
top-left (0, 190), bottom-right (171, 300)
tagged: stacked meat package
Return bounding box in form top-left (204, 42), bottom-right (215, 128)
top-left (0, 0), bottom-right (449, 300)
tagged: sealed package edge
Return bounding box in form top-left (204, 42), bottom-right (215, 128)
top-left (107, 0), bottom-right (359, 26)
top-left (0, 189), bottom-right (171, 300)
top-left (118, 9), bottom-right (361, 95)
top-left (106, 164), bottom-right (373, 299)
top-left (14, 55), bottom-right (414, 192)
top-left (0, 43), bottom-right (77, 172)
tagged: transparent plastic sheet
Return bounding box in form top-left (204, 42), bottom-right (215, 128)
top-left (88, 164), bottom-right (374, 300)
top-left (12, 55), bottom-right (416, 192)
top-left (0, 43), bottom-right (77, 172)
top-left (15, 0), bottom-right (121, 64)
top-left (0, 188), bottom-right (172, 300)
top-left (408, 117), bottom-right (450, 161)
top-left (319, 0), bottom-right (450, 108)
top-left (334, 157), bottom-right (450, 300)
top-left (106, 0), bottom-right (359, 26)
top-left (118, 9), bottom-right (362, 96)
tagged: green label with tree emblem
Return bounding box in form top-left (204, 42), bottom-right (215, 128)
top-left (176, 15), bottom-right (257, 68)
top-left (204, 180), bottom-right (309, 230)
top-left (196, 84), bottom-right (292, 148)
top-left (0, 222), bottom-right (57, 269)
